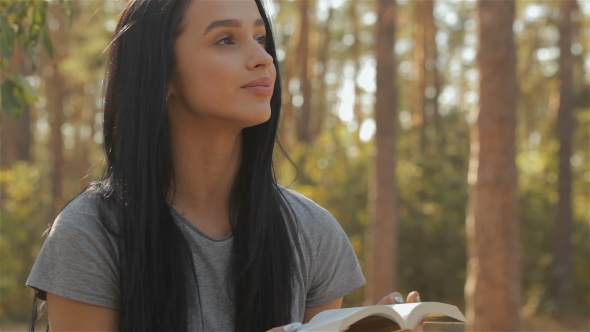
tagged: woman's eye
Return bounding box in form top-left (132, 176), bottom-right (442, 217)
top-left (217, 36), bottom-right (234, 45)
top-left (216, 35), bottom-right (267, 46)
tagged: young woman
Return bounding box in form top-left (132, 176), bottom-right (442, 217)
top-left (26, 0), bottom-right (422, 331)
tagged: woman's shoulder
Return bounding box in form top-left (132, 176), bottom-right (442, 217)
top-left (278, 186), bottom-right (332, 218)
top-left (61, 186), bottom-right (103, 213)
top-left (27, 186), bottom-right (121, 309)
top-left (276, 185), bottom-right (343, 236)
top-left (50, 186), bottom-right (117, 238)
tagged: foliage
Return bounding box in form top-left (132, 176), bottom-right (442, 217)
top-left (0, 162), bottom-right (52, 322)
top-left (0, 0), bottom-right (72, 119)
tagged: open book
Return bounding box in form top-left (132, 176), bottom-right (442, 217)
top-left (297, 302), bottom-right (468, 332)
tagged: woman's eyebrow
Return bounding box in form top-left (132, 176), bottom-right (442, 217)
top-left (203, 18), bottom-right (265, 36)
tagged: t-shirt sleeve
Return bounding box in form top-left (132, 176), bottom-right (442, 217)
top-left (25, 192), bottom-right (121, 310)
top-left (304, 206), bottom-right (366, 307)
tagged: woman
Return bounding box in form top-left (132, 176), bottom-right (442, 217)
top-left (26, 0), bottom-right (422, 331)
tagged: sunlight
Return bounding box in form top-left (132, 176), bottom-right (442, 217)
top-left (359, 119), bottom-right (376, 142)
top-left (337, 78), bottom-right (355, 122)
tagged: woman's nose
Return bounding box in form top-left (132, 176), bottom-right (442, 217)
top-left (247, 40), bottom-right (274, 70)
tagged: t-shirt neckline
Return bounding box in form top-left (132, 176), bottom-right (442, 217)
top-left (167, 203), bottom-right (234, 243)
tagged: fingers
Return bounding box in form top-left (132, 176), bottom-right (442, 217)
top-left (377, 291), bottom-right (405, 305)
top-left (407, 291), bottom-right (421, 303)
top-left (377, 290), bottom-right (421, 305)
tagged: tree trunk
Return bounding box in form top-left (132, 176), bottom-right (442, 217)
top-left (47, 4), bottom-right (67, 213)
top-left (552, 0), bottom-right (576, 316)
top-left (1, 47), bottom-right (33, 169)
top-left (366, 0), bottom-right (397, 305)
top-left (17, 105), bottom-right (32, 162)
top-left (0, 112), bottom-right (18, 169)
top-left (350, 0), bottom-right (363, 140)
top-left (73, 100), bottom-right (91, 191)
top-left (311, 7), bottom-right (333, 139)
top-left (465, 1), bottom-right (520, 331)
top-left (412, 0), bottom-right (439, 151)
top-left (278, 29), bottom-right (296, 152)
top-left (296, 0), bottom-right (312, 144)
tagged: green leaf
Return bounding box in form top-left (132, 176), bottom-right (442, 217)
top-left (0, 12), bottom-right (15, 59)
top-left (28, 2), bottom-right (47, 44)
top-left (12, 74), bottom-right (38, 103)
top-left (58, 0), bottom-right (74, 26)
top-left (5, 1), bottom-right (28, 17)
top-left (1, 80), bottom-right (25, 119)
top-left (41, 28), bottom-right (53, 59)
top-left (24, 42), bottom-right (37, 72)
top-left (0, 34), bottom-right (13, 59)
top-left (0, 56), bottom-right (8, 69)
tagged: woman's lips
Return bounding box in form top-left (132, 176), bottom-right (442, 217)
top-left (242, 85), bottom-right (273, 97)
top-left (242, 76), bottom-right (273, 96)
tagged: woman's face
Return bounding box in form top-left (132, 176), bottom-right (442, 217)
top-left (169, 0), bottom-right (276, 128)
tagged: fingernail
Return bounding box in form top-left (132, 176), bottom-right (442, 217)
top-left (283, 322), bottom-right (302, 331)
top-left (415, 294), bottom-right (421, 302)
top-left (393, 296), bottom-right (404, 303)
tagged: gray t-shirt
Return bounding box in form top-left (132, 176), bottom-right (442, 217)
top-left (26, 186), bottom-right (366, 331)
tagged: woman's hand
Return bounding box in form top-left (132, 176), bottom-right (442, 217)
top-left (266, 291), bottom-right (425, 332)
top-left (378, 291), bottom-right (425, 332)
top-left (377, 290), bottom-right (420, 305)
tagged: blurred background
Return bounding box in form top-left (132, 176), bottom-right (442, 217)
top-left (0, 0), bottom-right (588, 330)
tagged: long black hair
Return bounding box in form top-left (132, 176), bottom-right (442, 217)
top-left (30, 0), bottom-right (296, 331)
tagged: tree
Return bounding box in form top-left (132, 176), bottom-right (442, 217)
top-left (295, 0), bottom-right (312, 144)
top-left (465, 0), bottom-right (520, 331)
top-left (551, 0), bottom-right (577, 316)
top-left (365, 0), bottom-right (397, 305)
top-left (411, 0), bottom-right (439, 151)
top-left (45, 2), bottom-right (68, 214)
top-left (349, 0), bottom-right (363, 138)
top-left (310, 5), bottom-right (333, 139)
top-left (0, 0), bottom-right (72, 119)
top-left (1, 46), bottom-right (32, 170)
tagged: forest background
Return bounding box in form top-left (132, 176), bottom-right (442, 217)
top-left (0, 0), bottom-right (588, 330)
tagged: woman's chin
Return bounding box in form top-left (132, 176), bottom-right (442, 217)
top-left (239, 109), bottom-right (272, 128)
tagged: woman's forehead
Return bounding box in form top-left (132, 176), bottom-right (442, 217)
top-left (187, 0), bottom-right (262, 23)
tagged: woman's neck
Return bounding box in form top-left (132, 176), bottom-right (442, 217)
top-left (167, 112), bottom-right (243, 239)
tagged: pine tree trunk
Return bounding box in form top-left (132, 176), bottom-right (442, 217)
top-left (411, 0), bottom-right (426, 129)
top-left (311, 7), bottom-right (333, 139)
top-left (17, 106), bottom-right (32, 162)
top-left (465, 0), bottom-right (520, 330)
top-left (366, 0), bottom-right (397, 305)
top-left (278, 30), bottom-right (296, 152)
top-left (1, 47), bottom-right (32, 169)
top-left (350, 0), bottom-right (363, 141)
top-left (72, 100), bottom-right (91, 191)
top-left (412, 0), bottom-right (439, 151)
top-left (296, 0), bottom-right (312, 144)
top-left (0, 112), bottom-right (18, 169)
top-left (552, 0), bottom-right (576, 316)
top-left (47, 4), bottom-right (67, 213)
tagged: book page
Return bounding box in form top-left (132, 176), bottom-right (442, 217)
top-left (345, 314), bottom-right (402, 332)
top-left (297, 307), bottom-right (370, 331)
top-left (406, 302), bottom-right (468, 327)
top-left (298, 302), bottom-right (468, 332)
top-left (308, 307), bottom-right (367, 324)
top-left (385, 303), bottom-right (422, 323)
